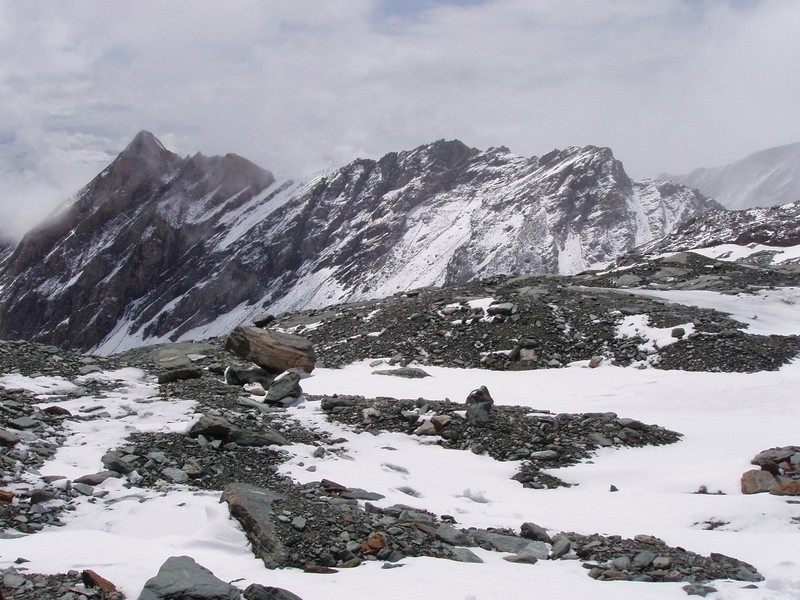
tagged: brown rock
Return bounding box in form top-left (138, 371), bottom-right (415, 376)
top-left (225, 326), bottom-right (316, 374)
top-left (466, 385), bottom-right (494, 405)
top-left (81, 569), bottom-right (117, 592)
top-left (588, 355), bottom-right (604, 368)
top-left (741, 469), bottom-right (779, 494)
top-left (772, 479), bottom-right (800, 496)
top-left (0, 490), bottom-right (15, 503)
top-left (431, 414), bottom-right (452, 433)
top-left (304, 565), bottom-right (338, 574)
top-left (362, 532), bottom-right (388, 551)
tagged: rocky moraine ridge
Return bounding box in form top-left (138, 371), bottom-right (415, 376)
top-left (2, 251), bottom-right (798, 599)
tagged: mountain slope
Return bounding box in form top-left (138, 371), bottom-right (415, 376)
top-left (639, 199), bottom-right (800, 255)
top-left (0, 134), bottom-right (719, 353)
top-left (0, 131), bottom-right (279, 350)
top-left (666, 142), bottom-right (800, 210)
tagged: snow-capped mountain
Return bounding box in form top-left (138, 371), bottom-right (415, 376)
top-left (0, 133), bottom-right (719, 352)
top-left (665, 142), bottom-right (800, 210)
top-left (639, 199), bottom-right (800, 256)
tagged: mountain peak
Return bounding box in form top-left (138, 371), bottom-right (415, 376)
top-left (124, 130), bottom-right (168, 156)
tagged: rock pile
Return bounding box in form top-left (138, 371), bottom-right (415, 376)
top-left (318, 387), bottom-right (681, 489)
top-left (268, 265), bottom-right (800, 374)
top-left (741, 446), bottom-right (800, 495)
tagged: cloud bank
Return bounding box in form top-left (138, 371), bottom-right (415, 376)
top-left (1, 0), bottom-right (798, 238)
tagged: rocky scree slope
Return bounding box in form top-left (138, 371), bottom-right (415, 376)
top-left (0, 324), bottom-right (770, 597)
top-left (0, 133), bottom-right (719, 354)
top-left (271, 252), bottom-right (800, 374)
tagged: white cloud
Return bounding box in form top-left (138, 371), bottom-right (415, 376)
top-left (0, 0), bottom-right (798, 238)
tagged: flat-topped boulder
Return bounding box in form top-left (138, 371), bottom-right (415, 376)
top-left (225, 326), bottom-right (315, 374)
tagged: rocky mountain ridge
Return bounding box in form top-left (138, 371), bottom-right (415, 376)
top-left (665, 142), bottom-right (800, 210)
top-left (639, 199), bottom-right (800, 257)
top-left (0, 133), bottom-right (719, 353)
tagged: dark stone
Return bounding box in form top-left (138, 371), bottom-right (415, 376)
top-left (265, 372), bottom-right (303, 404)
top-left (244, 584), bottom-right (304, 600)
top-left (0, 428), bottom-right (20, 446)
top-left (373, 367), bottom-right (431, 379)
top-left (101, 451), bottom-right (135, 474)
top-left (225, 366), bottom-right (275, 388)
top-left (157, 368), bottom-right (203, 384)
top-left (466, 402), bottom-right (493, 426)
top-left (138, 555), bottom-right (240, 600)
top-left (188, 415), bottom-right (288, 447)
top-left (520, 522), bottom-right (551, 543)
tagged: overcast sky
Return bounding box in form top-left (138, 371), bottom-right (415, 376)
top-left (1, 0), bottom-right (799, 239)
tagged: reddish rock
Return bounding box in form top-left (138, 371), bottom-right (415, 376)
top-left (0, 490), bottom-right (15, 503)
top-left (81, 569), bottom-right (117, 592)
top-left (362, 532), bottom-right (388, 552)
top-left (772, 479), bottom-right (800, 496)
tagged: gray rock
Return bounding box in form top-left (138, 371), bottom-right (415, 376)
top-left (291, 516), bottom-right (307, 531)
top-left (138, 555), bottom-right (240, 600)
top-left (633, 549), bottom-right (657, 568)
top-left (340, 489), bottom-right (385, 501)
top-left (72, 483), bottom-right (95, 496)
top-left (157, 368), bottom-right (203, 384)
top-left (683, 584), bottom-right (718, 597)
top-left (413, 421), bottom-right (437, 436)
top-left (162, 467), bottom-right (189, 484)
top-left (7, 416), bottom-right (38, 430)
top-left (78, 364), bottom-right (103, 375)
top-left (373, 367), bottom-right (431, 379)
top-left (520, 522), bottom-right (551, 543)
top-left (531, 450), bottom-right (559, 460)
top-left (434, 524), bottom-right (472, 546)
top-left (549, 534), bottom-right (572, 559)
top-left (0, 428), bottom-right (20, 446)
top-left (101, 451), bottom-right (135, 474)
top-left (466, 402), bottom-right (492, 426)
top-left (486, 302), bottom-right (517, 316)
top-left (611, 555), bottom-right (632, 570)
top-left (244, 584), bottom-right (304, 600)
top-left (751, 446), bottom-right (799, 467)
top-left (74, 470), bottom-right (121, 486)
top-left (470, 530), bottom-right (549, 559)
top-left (225, 366), bottom-right (275, 388)
top-left (265, 372), bottom-right (303, 404)
top-left (188, 415), bottom-right (288, 447)
top-left (587, 432), bottom-right (613, 447)
top-left (671, 327), bottom-right (686, 338)
top-left (450, 547), bottom-right (483, 563)
top-left (221, 483), bottom-right (287, 569)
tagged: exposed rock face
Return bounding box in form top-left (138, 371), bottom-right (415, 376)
top-left (0, 131), bottom-right (276, 351)
top-left (0, 133), bottom-right (719, 353)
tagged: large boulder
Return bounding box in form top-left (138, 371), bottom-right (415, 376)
top-left (220, 483), bottom-right (287, 569)
top-left (188, 415), bottom-right (289, 447)
top-left (138, 556), bottom-right (240, 600)
top-left (225, 326), bottom-right (315, 374)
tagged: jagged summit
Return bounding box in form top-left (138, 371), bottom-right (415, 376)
top-left (0, 136), bottom-right (718, 352)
